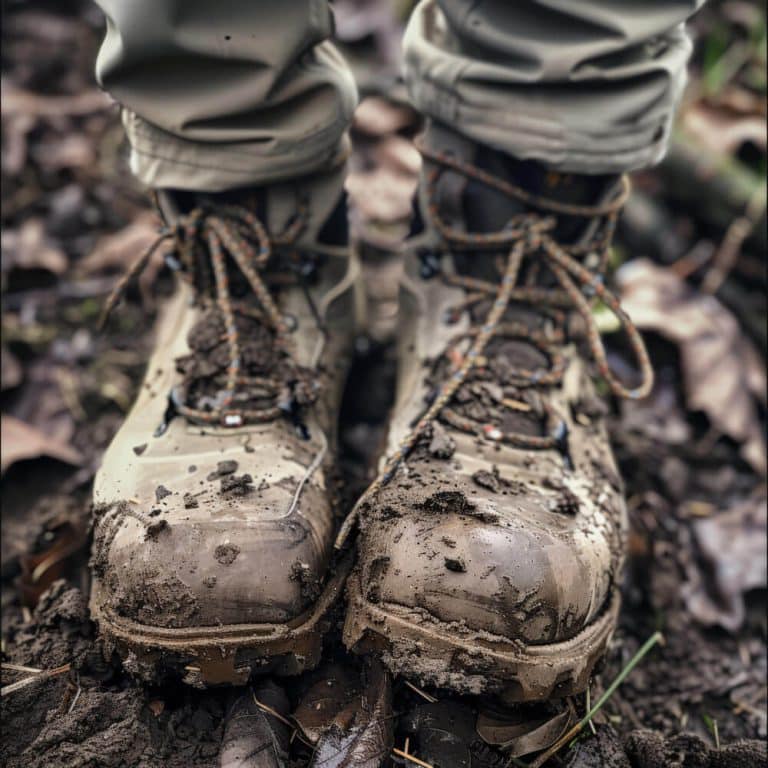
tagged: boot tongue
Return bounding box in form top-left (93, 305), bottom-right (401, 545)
top-left (463, 142), bottom-right (616, 247)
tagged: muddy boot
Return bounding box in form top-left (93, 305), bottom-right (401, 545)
top-left (341, 122), bottom-right (654, 702)
top-left (90, 166), bottom-right (360, 685)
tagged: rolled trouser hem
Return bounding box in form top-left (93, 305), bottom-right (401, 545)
top-left (403, 0), bottom-right (693, 175)
top-left (123, 109), bottom-right (353, 192)
top-left (409, 79), bottom-right (677, 175)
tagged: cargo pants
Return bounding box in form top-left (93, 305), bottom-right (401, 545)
top-left (94, 0), bottom-right (705, 191)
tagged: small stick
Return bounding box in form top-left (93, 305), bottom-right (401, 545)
top-left (404, 680), bottom-right (438, 703)
top-left (502, 398), bottom-right (532, 412)
top-left (251, 692), bottom-right (313, 748)
top-left (393, 747), bottom-right (434, 768)
top-left (67, 674), bottom-right (82, 714)
top-left (1, 663), bottom-right (71, 697)
top-left (2, 663), bottom-right (43, 675)
top-left (585, 687), bottom-right (597, 735)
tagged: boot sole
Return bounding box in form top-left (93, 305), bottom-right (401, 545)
top-left (343, 566), bottom-right (620, 702)
top-left (91, 551), bottom-right (353, 686)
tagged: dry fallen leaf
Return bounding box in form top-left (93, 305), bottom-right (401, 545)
top-left (682, 494), bottom-right (767, 632)
top-left (77, 212), bottom-right (161, 275)
top-left (1, 346), bottom-right (23, 392)
top-left (346, 165), bottom-right (418, 225)
top-left (1, 80), bottom-right (111, 117)
top-left (32, 133), bottom-right (95, 171)
top-left (77, 212), bottom-right (165, 308)
top-left (1, 413), bottom-right (83, 475)
top-left (353, 96), bottom-right (417, 137)
top-left (617, 259), bottom-right (766, 475)
top-left (2, 218), bottom-right (68, 275)
top-left (682, 102), bottom-right (766, 156)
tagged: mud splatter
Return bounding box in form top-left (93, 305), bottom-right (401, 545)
top-left (220, 473), bottom-right (253, 496)
top-left (207, 460), bottom-right (238, 480)
top-left (155, 485), bottom-right (172, 502)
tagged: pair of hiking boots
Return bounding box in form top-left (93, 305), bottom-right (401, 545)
top-left (89, 122), bottom-right (652, 702)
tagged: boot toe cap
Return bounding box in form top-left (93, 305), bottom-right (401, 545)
top-left (93, 505), bottom-right (330, 629)
top-left (360, 487), bottom-right (620, 645)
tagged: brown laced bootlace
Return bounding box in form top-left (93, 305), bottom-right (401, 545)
top-left (336, 138), bottom-right (653, 548)
top-left (101, 198), bottom-right (320, 430)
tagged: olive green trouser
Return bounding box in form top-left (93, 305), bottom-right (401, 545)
top-left (94, 0), bottom-right (704, 191)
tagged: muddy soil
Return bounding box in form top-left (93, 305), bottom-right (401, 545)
top-left (2, 1), bottom-right (766, 767)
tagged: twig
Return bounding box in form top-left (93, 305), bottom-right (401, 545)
top-left (529, 632), bottom-right (664, 768)
top-left (584, 688), bottom-right (597, 735)
top-left (1, 663), bottom-right (43, 675)
top-left (250, 691), bottom-right (313, 748)
top-left (1, 663), bottom-right (71, 697)
top-left (702, 184), bottom-right (767, 295)
top-left (67, 673), bottom-right (82, 714)
top-left (393, 747), bottom-right (434, 768)
top-left (403, 680), bottom-right (438, 703)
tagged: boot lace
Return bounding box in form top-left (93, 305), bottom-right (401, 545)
top-left (336, 138), bottom-right (653, 548)
top-left (101, 198), bottom-right (319, 430)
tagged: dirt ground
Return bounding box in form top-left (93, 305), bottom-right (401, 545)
top-left (1, 1), bottom-right (766, 767)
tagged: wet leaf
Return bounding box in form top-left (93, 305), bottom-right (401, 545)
top-left (617, 259), bottom-right (766, 474)
top-left (220, 682), bottom-right (290, 768)
top-left (293, 663), bottom-right (360, 744)
top-left (311, 661), bottom-right (392, 768)
top-left (476, 706), bottom-right (572, 757)
top-left (401, 702), bottom-right (462, 767)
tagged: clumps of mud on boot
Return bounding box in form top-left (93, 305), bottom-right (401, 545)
top-left (220, 473), bottom-right (253, 496)
top-left (214, 544), bottom-right (240, 565)
top-left (427, 422), bottom-right (455, 459)
top-left (205, 459), bottom-right (254, 496)
top-left (207, 460), bottom-right (238, 480)
top-left (175, 308), bottom-right (317, 417)
top-left (108, 567), bottom-right (200, 629)
top-left (472, 468), bottom-right (500, 493)
top-left (290, 561), bottom-right (322, 604)
top-left (183, 492), bottom-right (199, 509)
top-left (155, 484), bottom-right (172, 502)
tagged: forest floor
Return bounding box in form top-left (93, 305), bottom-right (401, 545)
top-left (1, 1), bottom-right (766, 766)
